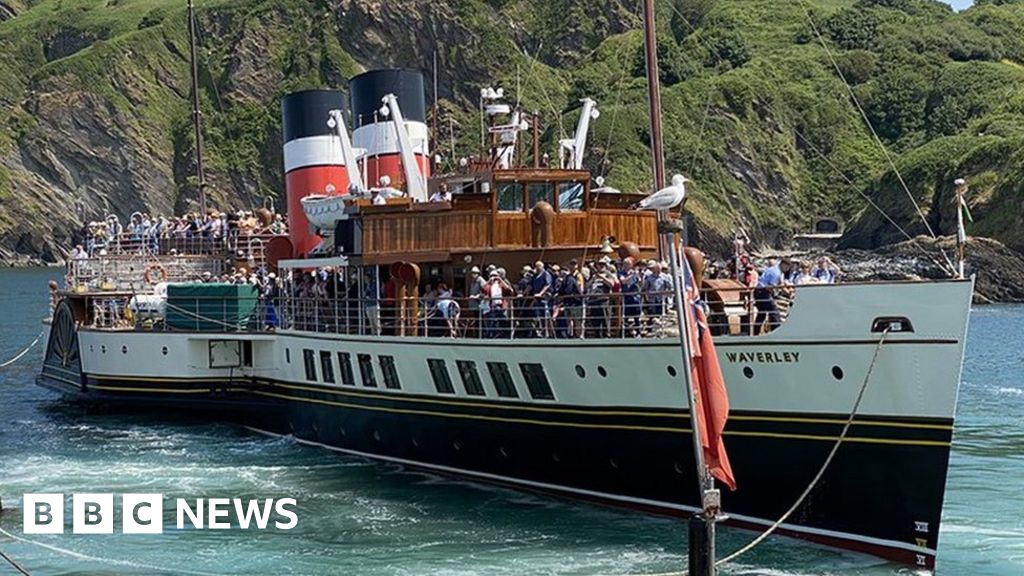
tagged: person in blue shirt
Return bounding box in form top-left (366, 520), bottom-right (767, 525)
top-left (754, 258), bottom-right (791, 334)
top-left (642, 261), bottom-right (672, 317)
top-left (813, 257), bottom-right (839, 284)
top-left (363, 270), bottom-right (381, 335)
top-left (618, 257), bottom-right (642, 337)
top-left (529, 261), bottom-right (554, 337)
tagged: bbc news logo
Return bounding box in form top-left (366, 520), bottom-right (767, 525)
top-left (23, 494), bottom-right (298, 534)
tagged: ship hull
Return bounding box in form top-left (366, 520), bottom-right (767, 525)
top-left (37, 279), bottom-right (974, 569)
top-left (244, 381), bottom-right (951, 568)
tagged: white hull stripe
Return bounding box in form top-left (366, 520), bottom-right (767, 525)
top-left (246, 426), bottom-right (936, 558)
top-left (284, 136), bottom-right (347, 174)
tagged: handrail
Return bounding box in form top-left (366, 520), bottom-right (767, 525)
top-left (79, 285), bottom-right (798, 339)
top-left (82, 230), bottom-right (285, 259)
top-left (68, 230), bottom-right (288, 290)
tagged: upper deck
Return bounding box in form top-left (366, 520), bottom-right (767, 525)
top-left (327, 168), bottom-right (662, 266)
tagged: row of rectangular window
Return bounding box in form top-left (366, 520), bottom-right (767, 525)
top-left (299, 349), bottom-right (554, 401)
top-left (303, 349), bottom-right (394, 390)
top-left (435, 359), bottom-right (554, 401)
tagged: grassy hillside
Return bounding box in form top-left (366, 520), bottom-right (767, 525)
top-left (0, 0), bottom-right (1021, 261)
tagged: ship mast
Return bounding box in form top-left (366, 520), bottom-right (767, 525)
top-left (641, 0), bottom-right (668, 261)
top-left (641, 2), bottom-right (718, 574)
top-left (641, 0), bottom-right (666, 192)
top-left (187, 0), bottom-right (207, 216)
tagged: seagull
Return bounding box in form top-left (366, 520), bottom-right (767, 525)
top-left (633, 174), bottom-right (690, 210)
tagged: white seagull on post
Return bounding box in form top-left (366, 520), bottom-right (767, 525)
top-left (633, 174), bottom-right (690, 210)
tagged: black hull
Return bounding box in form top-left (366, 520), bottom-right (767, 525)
top-left (37, 370), bottom-right (952, 570)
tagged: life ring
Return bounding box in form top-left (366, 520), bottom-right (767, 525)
top-left (144, 264), bottom-right (168, 285)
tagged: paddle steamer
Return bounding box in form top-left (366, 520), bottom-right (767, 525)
top-left (37, 66), bottom-right (972, 570)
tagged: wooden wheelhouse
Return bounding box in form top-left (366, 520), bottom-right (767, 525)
top-left (335, 168), bottom-right (661, 290)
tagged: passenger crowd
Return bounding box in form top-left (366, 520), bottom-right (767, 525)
top-left (422, 256), bottom-right (677, 339)
top-left (219, 250), bottom-right (843, 339)
top-left (82, 219), bottom-right (842, 339)
top-left (70, 210), bottom-right (287, 259)
top-left (706, 250), bottom-right (841, 335)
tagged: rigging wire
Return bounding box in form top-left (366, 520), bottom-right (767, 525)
top-left (790, 128), bottom-right (949, 264)
top-left (799, 3), bottom-right (956, 272)
top-left (800, 5), bottom-right (938, 239)
top-left (598, 78), bottom-right (627, 181)
top-left (520, 42), bottom-right (567, 140)
top-left (663, 1), bottom-right (955, 273)
top-left (750, 49), bottom-right (948, 263)
top-left (685, 78), bottom-right (716, 179)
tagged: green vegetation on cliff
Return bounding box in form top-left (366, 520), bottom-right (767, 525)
top-left (0, 0), bottom-right (1022, 261)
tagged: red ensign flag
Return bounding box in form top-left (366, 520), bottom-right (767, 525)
top-left (684, 274), bottom-right (737, 491)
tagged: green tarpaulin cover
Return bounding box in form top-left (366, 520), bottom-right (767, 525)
top-left (165, 283), bottom-right (258, 331)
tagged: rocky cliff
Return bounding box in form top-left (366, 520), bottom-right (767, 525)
top-left (0, 0), bottom-right (1021, 278)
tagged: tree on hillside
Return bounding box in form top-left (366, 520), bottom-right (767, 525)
top-left (825, 7), bottom-right (880, 51)
top-left (864, 67), bottom-right (930, 142)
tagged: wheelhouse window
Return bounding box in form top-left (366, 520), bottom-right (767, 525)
top-left (303, 349), bottom-right (317, 382)
top-left (320, 351), bottom-right (335, 384)
top-left (520, 363), bottom-right (555, 400)
top-left (456, 360), bottom-right (486, 396)
top-left (497, 182), bottom-right (523, 212)
top-left (357, 353), bottom-right (377, 387)
top-left (558, 181), bottom-right (584, 211)
top-left (527, 182), bottom-right (554, 208)
top-left (487, 362), bottom-right (519, 398)
top-left (427, 359), bottom-right (455, 394)
top-left (380, 355), bottom-right (401, 389)
top-left (338, 352), bottom-right (355, 386)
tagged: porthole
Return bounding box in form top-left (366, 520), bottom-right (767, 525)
top-left (339, 426), bottom-right (347, 437)
top-left (101, 345), bottom-right (106, 354)
top-left (453, 441), bottom-right (462, 451)
top-left (742, 366), bottom-right (754, 379)
top-left (288, 421), bottom-right (295, 432)
top-left (121, 345), bottom-right (128, 354)
top-left (674, 462), bottom-right (685, 475)
top-left (597, 366), bottom-right (608, 378)
top-left (575, 365), bottom-right (586, 378)
top-left (411, 438), bottom-right (420, 448)
top-left (373, 430), bottom-right (381, 442)
top-left (161, 346), bottom-right (168, 355)
top-left (552, 453), bottom-right (561, 463)
top-left (89, 345), bottom-right (94, 352)
top-left (667, 365), bottom-right (678, 377)
top-left (498, 447), bottom-right (508, 458)
top-left (609, 458), bottom-right (618, 469)
top-left (312, 424), bottom-right (319, 436)
top-left (832, 366), bottom-right (845, 380)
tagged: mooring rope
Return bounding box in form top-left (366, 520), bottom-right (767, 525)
top-left (0, 330), bottom-right (45, 369)
top-left (624, 327), bottom-right (891, 576)
top-left (0, 526), bottom-right (225, 576)
top-left (0, 549), bottom-right (30, 575)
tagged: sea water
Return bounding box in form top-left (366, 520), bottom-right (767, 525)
top-left (0, 267), bottom-right (1020, 576)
